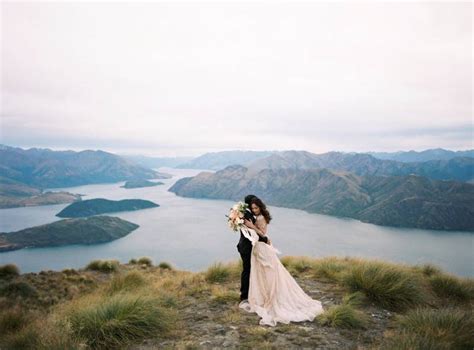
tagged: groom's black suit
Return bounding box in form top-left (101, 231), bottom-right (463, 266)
top-left (237, 208), bottom-right (268, 301)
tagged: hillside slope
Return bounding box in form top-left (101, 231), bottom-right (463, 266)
top-left (0, 256), bottom-right (472, 349)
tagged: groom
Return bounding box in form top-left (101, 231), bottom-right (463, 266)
top-left (237, 194), bottom-right (269, 304)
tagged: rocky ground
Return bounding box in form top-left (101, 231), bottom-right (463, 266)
top-left (128, 269), bottom-right (397, 349)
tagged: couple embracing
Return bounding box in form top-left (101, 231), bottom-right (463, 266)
top-left (236, 195), bottom-right (324, 327)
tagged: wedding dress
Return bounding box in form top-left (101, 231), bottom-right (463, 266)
top-left (239, 215), bottom-right (324, 326)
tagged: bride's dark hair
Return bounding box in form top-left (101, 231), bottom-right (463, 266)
top-left (250, 197), bottom-right (272, 224)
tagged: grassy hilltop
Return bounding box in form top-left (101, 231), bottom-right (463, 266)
top-left (0, 256), bottom-right (473, 349)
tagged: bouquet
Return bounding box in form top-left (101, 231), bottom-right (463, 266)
top-left (226, 201), bottom-right (248, 231)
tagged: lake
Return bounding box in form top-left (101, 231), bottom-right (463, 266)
top-left (0, 167), bottom-right (472, 277)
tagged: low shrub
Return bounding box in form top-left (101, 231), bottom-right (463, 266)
top-left (86, 259), bottom-right (120, 273)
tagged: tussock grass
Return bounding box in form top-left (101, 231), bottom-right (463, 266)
top-left (61, 268), bottom-right (78, 275)
top-left (311, 256), bottom-right (354, 281)
top-left (0, 281), bottom-right (38, 298)
top-left (412, 263), bottom-right (443, 277)
top-left (0, 264), bottom-right (20, 279)
top-left (226, 260), bottom-right (243, 280)
top-left (0, 325), bottom-right (40, 349)
top-left (317, 303), bottom-right (368, 329)
top-left (0, 306), bottom-right (32, 335)
top-left (210, 286), bottom-right (240, 305)
top-left (205, 262), bottom-right (232, 283)
top-left (280, 256), bottom-right (315, 275)
top-left (158, 261), bottom-right (173, 270)
top-left (429, 273), bottom-right (474, 301)
top-left (106, 271), bottom-right (146, 295)
top-left (86, 259), bottom-right (120, 273)
top-left (66, 293), bottom-right (177, 349)
top-left (381, 307), bottom-right (474, 350)
top-left (340, 260), bottom-right (427, 310)
top-left (342, 291), bottom-right (368, 308)
top-left (156, 293), bottom-right (178, 308)
top-left (128, 258), bottom-right (138, 264)
top-left (185, 275), bottom-right (212, 297)
top-left (137, 257), bottom-right (153, 266)
top-left (317, 289), bottom-right (369, 329)
top-left (380, 330), bottom-right (451, 350)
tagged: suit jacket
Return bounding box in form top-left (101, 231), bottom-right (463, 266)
top-left (237, 208), bottom-right (268, 255)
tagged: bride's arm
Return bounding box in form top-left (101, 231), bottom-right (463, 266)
top-left (243, 219), bottom-right (266, 235)
top-left (254, 216), bottom-right (267, 236)
top-left (246, 216), bottom-right (270, 243)
top-left (255, 218), bottom-right (271, 245)
top-left (243, 218), bottom-right (269, 243)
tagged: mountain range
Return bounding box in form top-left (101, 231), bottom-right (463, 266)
top-left (175, 150), bottom-right (275, 170)
top-left (169, 164), bottom-right (474, 231)
top-left (0, 144), bottom-right (171, 188)
top-left (243, 151), bottom-right (474, 183)
top-left (0, 145), bottom-right (173, 208)
top-left (120, 154), bottom-right (193, 169)
top-left (367, 148), bottom-right (474, 162)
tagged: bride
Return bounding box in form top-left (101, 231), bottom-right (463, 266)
top-left (239, 197), bottom-right (324, 326)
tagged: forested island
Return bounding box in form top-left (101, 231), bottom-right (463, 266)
top-left (0, 216), bottom-right (139, 252)
top-left (56, 198), bottom-right (159, 218)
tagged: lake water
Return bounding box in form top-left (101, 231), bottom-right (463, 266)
top-left (0, 168), bottom-right (472, 277)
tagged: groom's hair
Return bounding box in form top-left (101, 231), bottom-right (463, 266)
top-left (244, 194), bottom-right (257, 205)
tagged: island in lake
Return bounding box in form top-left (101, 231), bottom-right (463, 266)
top-left (56, 198), bottom-right (159, 218)
top-left (121, 180), bottom-right (164, 189)
top-left (0, 216), bottom-right (139, 252)
top-left (0, 177), bottom-right (82, 209)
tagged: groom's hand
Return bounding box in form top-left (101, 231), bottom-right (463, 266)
top-left (244, 219), bottom-right (254, 228)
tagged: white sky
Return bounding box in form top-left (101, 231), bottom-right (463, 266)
top-left (1, 1), bottom-right (472, 156)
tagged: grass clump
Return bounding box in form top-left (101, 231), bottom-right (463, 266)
top-left (0, 281), bottom-right (38, 298)
top-left (205, 262), bottom-right (231, 283)
top-left (210, 286), bottom-right (240, 305)
top-left (281, 256), bottom-right (314, 274)
top-left (62, 268), bottom-right (78, 275)
top-left (312, 256), bottom-right (353, 281)
top-left (0, 264), bottom-right (20, 279)
top-left (0, 306), bottom-right (31, 335)
top-left (107, 271), bottom-right (146, 295)
top-left (381, 307), bottom-right (474, 350)
top-left (342, 291), bottom-right (368, 308)
top-left (67, 294), bottom-right (176, 349)
top-left (429, 274), bottom-right (474, 302)
top-left (158, 262), bottom-right (173, 270)
top-left (380, 330), bottom-right (452, 350)
top-left (412, 263), bottom-right (443, 277)
top-left (341, 260), bottom-right (427, 310)
top-left (317, 303), bottom-right (368, 329)
top-left (317, 290), bottom-right (369, 329)
top-left (86, 259), bottom-right (120, 273)
top-left (137, 257), bottom-right (153, 266)
top-left (0, 326), bottom-right (40, 350)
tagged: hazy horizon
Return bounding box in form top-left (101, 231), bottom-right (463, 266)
top-left (1, 142), bottom-right (473, 159)
top-left (2, 1), bottom-right (472, 157)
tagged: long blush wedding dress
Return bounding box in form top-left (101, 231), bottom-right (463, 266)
top-left (239, 215), bottom-right (324, 326)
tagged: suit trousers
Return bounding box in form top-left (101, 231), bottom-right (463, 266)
top-left (238, 244), bottom-right (252, 301)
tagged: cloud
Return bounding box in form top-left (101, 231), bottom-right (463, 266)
top-left (1, 2), bottom-right (472, 156)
